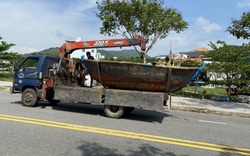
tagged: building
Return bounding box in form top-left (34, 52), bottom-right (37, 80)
top-left (176, 47), bottom-right (207, 61)
top-left (173, 53), bottom-right (188, 60)
top-left (0, 59), bottom-right (10, 64)
top-left (201, 57), bottom-right (213, 64)
top-left (155, 55), bottom-right (168, 60)
top-left (193, 47), bottom-right (207, 52)
top-left (0, 59), bottom-right (10, 71)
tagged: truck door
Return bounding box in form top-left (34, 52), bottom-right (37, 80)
top-left (13, 57), bottom-right (42, 91)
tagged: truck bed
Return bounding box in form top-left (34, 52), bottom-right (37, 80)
top-left (53, 85), bottom-right (168, 110)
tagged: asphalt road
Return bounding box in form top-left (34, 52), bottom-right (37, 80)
top-left (1, 91), bottom-right (250, 156)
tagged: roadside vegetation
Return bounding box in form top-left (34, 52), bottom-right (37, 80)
top-left (0, 72), bottom-right (13, 81)
top-left (173, 86), bottom-right (227, 99)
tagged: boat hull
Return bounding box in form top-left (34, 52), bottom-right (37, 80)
top-left (83, 60), bottom-right (198, 92)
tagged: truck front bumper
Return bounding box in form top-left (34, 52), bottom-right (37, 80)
top-left (10, 87), bottom-right (20, 94)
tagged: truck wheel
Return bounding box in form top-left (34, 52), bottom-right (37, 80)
top-left (21, 88), bottom-right (38, 107)
top-left (104, 105), bottom-right (125, 119)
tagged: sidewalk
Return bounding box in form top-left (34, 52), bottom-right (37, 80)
top-left (1, 80), bottom-right (250, 118)
top-left (168, 96), bottom-right (250, 118)
top-left (0, 81), bottom-right (12, 87)
top-left (0, 81), bottom-right (12, 92)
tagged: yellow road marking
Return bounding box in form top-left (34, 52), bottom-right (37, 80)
top-left (1, 114), bottom-right (250, 155)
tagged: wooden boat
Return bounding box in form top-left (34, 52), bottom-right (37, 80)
top-left (83, 60), bottom-right (198, 93)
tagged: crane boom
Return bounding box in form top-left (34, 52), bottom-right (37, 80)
top-left (58, 35), bottom-right (146, 58)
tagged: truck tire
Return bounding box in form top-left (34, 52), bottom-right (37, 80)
top-left (21, 88), bottom-right (38, 107)
top-left (104, 105), bottom-right (125, 119)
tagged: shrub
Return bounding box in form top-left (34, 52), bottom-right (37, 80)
top-left (0, 72), bottom-right (14, 81)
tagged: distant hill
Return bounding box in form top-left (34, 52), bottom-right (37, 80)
top-left (29, 47), bottom-right (150, 58)
top-left (98, 49), bottom-right (149, 58)
top-left (27, 47), bottom-right (59, 57)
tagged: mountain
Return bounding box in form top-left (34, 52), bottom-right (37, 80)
top-left (30, 48), bottom-right (150, 58)
top-left (98, 49), bottom-right (143, 58)
top-left (28, 47), bottom-right (59, 57)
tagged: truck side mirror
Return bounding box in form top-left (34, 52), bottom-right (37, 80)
top-left (14, 61), bottom-right (19, 72)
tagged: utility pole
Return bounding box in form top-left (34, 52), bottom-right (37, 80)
top-left (169, 40), bottom-right (173, 66)
top-left (168, 40), bottom-right (173, 109)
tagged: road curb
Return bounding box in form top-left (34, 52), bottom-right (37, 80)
top-left (169, 106), bottom-right (250, 118)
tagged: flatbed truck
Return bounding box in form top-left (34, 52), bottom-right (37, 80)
top-left (10, 36), bottom-right (168, 118)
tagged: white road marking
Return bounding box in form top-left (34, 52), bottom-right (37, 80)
top-left (198, 120), bottom-right (227, 125)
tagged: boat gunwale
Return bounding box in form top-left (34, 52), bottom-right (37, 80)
top-left (83, 60), bottom-right (199, 70)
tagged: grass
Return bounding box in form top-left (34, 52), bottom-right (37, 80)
top-left (182, 86), bottom-right (227, 95)
top-left (0, 72), bottom-right (14, 81)
top-left (172, 86), bottom-right (228, 99)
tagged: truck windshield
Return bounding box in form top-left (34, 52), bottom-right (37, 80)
top-left (19, 57), bottom-right (39, 71)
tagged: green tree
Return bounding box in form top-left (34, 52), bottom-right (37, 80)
top-left (0, 35), bottom-right (23, 71)
top-left (0, 35), bottom-right (15, 52)
top-left (205, 41), bottom-right (250, 95)
top-left (96, 0), bottom-right (188, 63)
top-left (180, 60), bottom-right (203, 67)
top-left (227, 12), bottom-right (250, 39)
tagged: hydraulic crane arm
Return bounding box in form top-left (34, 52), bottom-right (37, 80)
top-left (58, 35), bottom-right (146, 58)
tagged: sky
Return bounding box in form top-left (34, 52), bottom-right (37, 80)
top-left (0, 0), bottom-right (250, 57)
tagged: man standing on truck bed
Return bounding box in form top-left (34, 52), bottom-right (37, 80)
top-left (86, 51), bottom-right (95, 87)
top-left (86, 51), bottom-right (94, 60)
